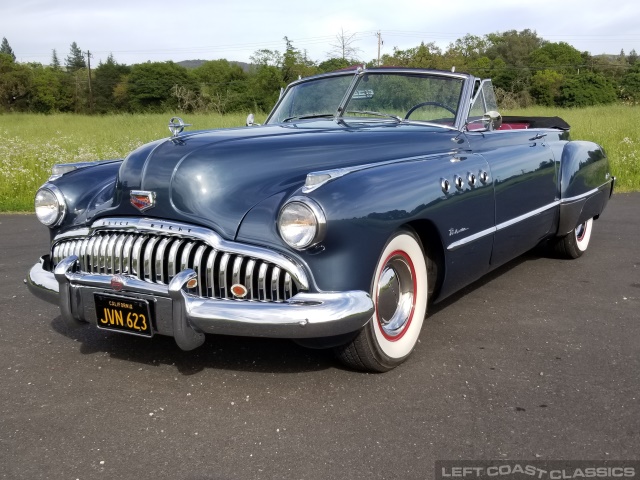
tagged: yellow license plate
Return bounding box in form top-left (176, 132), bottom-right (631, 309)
top-left (95, 293), bottom-right (153, 337)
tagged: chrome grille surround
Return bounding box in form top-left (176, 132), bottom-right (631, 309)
top-left (51, 217), bottom-right (309, 302)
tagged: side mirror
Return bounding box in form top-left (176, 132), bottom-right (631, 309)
top-left (483, 111), bottom-right (502, 131)
top-left (246, 113), bottom-right (261, 127)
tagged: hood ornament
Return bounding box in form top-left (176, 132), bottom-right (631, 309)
top-left (130, 190), bottom-right (156, 212)
top-left (168, 117), bottom-right (191, 137)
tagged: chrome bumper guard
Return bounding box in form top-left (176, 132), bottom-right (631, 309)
top-left (26, 255), bottom-right (374, 350)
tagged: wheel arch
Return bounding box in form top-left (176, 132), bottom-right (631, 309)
top-left (404, 218), bottom-right (445, 302)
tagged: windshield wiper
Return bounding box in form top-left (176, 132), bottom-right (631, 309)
top-left (344, 110), bottom-right (402, 122)
top-left (282, 113), bottom-right (334, 123)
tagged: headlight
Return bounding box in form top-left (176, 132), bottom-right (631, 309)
top-left (34, 185), bottom-right (66, 227)
top-left (278, 197), bottom-right (326, 250)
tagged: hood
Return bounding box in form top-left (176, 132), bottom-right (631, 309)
top-left (110, 120), bottom-right (462, 239)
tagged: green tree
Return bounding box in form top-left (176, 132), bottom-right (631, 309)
top-left (65, 42), bottom-right (86, 72)
top-left (247, 63), bottom-right (283, 112)
top-left (620, 62), bottom-right (640, 102)
top-left (530, 69), bottom-right (564, 106)
top-left (381, 42), bottom-right (445, 69)
top-left (0, 53), bottom-right (32, 111)
top-left (318, 57), bottom-right (353, 73)
top-left (281, 37), bottom-right (316, 84)
top-left (193, 59), bottom-right (249, 113)
top-left (30, 63), bottom-right (67, 113)
top-left (51, 49), bottom-right (61, 70)
top-left (126, 61), bottom-right (199, 112)
top-left (0, 37), bottom-right (16, 61)
top-left (529, 42), bottom-right (583, 74)
top-left (93, 54), bottom-right (130, 113)
top-left (485, 29), bottom-right (546, 92)
top-left (558, 72), bottom-right (617, 107)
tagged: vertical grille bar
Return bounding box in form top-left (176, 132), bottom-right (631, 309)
top-left (155, 238), bottom-right (170, 283)
top-left (244, 259), bottom-right (256, 300)
top-left (192, 245), bottom-right (207, 297)
top-left (180, 242), bottom-right (196, 272)
top-left (105, 235), bottom-right (117, 274)
top-left (284, 272), bottom-right (293, 299)
top-left (271, 266), bottom-right (281, 302)
top-left (131, 236), bottom-right (145, 277)
top-left (258, 263), bottom-right (268, 301)
top-left (112, 235), bottom-right (125, 274)
top-left (121, 236), bottom-right (134, 274)
top-left (92, 236), bottom-right (103, 273)
top-left (167, 238), bottom-right (182, 280)
top-left (143, 237), bottom-right (159, 282)
top-left (205, 249), bottom-right (217, 297)
top-left (218, 253), bottom-right (230, 298)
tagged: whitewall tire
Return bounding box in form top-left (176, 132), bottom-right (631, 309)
top-left (336, 228), bottom-right (429, 372)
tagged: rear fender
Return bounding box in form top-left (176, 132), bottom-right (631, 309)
top-left (557, 141), bottom-right (613, 236)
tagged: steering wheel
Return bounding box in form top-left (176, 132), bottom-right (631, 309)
top-left (404, 101), bottom-right (456, 119)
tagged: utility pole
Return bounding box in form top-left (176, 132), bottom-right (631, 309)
top-left (85, 50), bottom-right (93, 113)
top-left (376, 31), bottom-right (383, 66)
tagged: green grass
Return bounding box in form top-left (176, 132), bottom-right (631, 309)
top-left (0, 112), bottom-right (258, 211)
top-left (0, 106), bottom-right (638, 212)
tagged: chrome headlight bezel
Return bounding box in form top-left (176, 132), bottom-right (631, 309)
top-left (277, 196), bottom-right (327, 250)
top-left (34, 184), bottom-right (66, 227)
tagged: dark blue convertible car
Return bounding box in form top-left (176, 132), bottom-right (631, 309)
top-left (27, 67), bottom-right (615, 372)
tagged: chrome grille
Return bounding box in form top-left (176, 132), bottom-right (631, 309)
top-left (52, 232), bottom-right (299, 302)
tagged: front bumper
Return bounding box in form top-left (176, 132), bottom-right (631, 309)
top-left (26, 255), bottom-right (374, 350)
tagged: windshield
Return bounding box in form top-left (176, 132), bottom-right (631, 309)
top-left (266, 71), bottom-right (465, 126)
top-left (267, 75), bottom-right (354, 123)
top-left (343, 73), bottom-right (464, 124)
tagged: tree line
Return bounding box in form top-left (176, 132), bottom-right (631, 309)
top-left (1, 30), bottom-right (640, 115)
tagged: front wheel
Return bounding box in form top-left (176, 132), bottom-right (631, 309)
top-left (553, 218), bottom-right (594, 259)
top-left (335, 229), bottom-right (429, 372)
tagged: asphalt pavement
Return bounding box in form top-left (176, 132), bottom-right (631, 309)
top-left (1, 193), bottom-right (638, 480)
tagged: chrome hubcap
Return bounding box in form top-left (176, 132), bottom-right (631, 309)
top-left (376, 255), bottom-right (415, 337)
top-left (575, 222), bottom-right (587, 242)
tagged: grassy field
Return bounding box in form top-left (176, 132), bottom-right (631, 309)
top-left (0, 106), bottom-right (638, 212)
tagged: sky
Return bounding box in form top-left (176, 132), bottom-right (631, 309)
top-left (2, 0), bottom-right (640, 67)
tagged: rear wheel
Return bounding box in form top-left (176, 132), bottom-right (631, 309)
top-left (335, 228), bottom-right (429, 372)
top-left (553, 218), bottom-right (593, 259)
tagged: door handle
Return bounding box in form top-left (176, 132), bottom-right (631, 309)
top-left (529, 132), bottom-right (547, 141)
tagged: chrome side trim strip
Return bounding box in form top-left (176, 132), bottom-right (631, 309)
top-left (447, 226), bottom-right (496, 251)
top-left (561, 188), bottom-right (599, 203)
top-left (447, 201), bottom-right (560, 251)
top-left (495, 201), bottom-right (560, 231)
top-left (302, 152), bottom-right (460, 193)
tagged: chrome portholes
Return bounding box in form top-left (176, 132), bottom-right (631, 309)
top-left (376, 253), bottom-right (416, 339)
top-left (467, 172), bottom-right (477, 187)
top-left (441, 170), bottom-right (487, 194)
